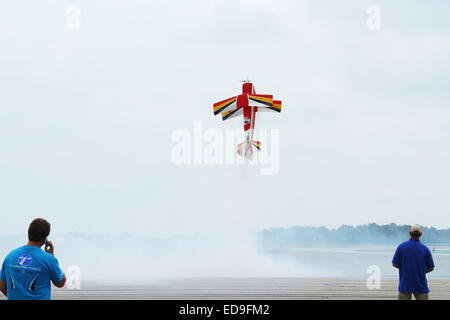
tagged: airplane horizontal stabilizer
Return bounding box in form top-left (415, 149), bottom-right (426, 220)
top-left (222, 107), bottom-right (242, 121)
top-left (251, 140), bottom-right (261, 151)
top-left (237, 142), bottom-right (244, 156)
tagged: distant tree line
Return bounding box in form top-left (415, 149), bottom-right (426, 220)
top-left (256, 223), bottom-right (450, 246)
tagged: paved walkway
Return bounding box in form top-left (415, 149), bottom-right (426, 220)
top-left (48, 278), bottom-right (450, 300)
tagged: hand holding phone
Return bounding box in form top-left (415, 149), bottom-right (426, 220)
top-left (44, 239), bottom-right (55, 256)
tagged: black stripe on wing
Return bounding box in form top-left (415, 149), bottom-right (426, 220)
top-left (248, 97), bottom-right (272, 107)
top-left (214, 99), bottom-right (237, 115)
top-left (222, 108), bottom-right (240, 120)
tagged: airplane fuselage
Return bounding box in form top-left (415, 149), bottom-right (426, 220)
top-left (243, 106), bottom-right (257, 160)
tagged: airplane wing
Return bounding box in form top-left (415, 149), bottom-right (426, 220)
top-left (248, 94), bottom-right (273, 108)
top-left (213, 96), bottom-right (237, 115)
top-left (248, 95), bottom-right (281, 113)
top-left (271, 100), bottom-right (282, 112)
top-left (222, 107), bottom-right (243, 121)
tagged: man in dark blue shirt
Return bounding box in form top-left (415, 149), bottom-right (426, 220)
top-left (0, 218), bottom-right (66, 300)
top-left (392, 225), bottom-right (435, 300)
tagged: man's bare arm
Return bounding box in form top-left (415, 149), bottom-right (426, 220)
top-left (45, 240), bottom-right (66, 288)
top-left (0, 280), bottom-right (7, 297)
top-left (426, 268), bottom-right (434, 273)
top-left (392, 264), bottom-right (399, 269)
top-left (53, 275), bottom-right (66, 288)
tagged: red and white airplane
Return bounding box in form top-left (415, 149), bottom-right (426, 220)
top-left (213, 82), bottom-right (282, 160)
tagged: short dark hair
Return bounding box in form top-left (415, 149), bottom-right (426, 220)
top-left (28, 218), bottom-right (51, 242)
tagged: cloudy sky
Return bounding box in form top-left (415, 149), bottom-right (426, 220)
top-left (0, 0), bottom-right (449, 237)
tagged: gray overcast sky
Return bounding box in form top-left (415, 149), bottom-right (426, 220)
top-left (0, 0), bottom-right (449, 237)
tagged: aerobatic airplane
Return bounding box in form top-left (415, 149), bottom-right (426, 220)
top-left (213, 81), bottom-right (282, 160)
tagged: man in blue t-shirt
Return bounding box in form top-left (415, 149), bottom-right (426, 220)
top-left (0, 218), bottom-right (66, 300)
top-left (392, 225), bottom-right (435, 300)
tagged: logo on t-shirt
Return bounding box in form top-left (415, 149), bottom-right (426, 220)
top-left (18, 254), bottom-right (32, 267)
